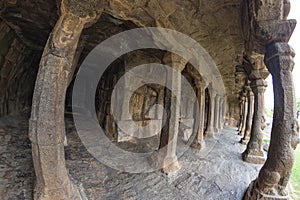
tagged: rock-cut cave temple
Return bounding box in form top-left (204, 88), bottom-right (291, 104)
top-left (0, 0), bottom-right (299, 199)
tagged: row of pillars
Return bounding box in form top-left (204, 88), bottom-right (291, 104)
top-left (238, 77), bottom-right (267, 164)
top-left (158, 53), bottom-right (226, 173)
top-left (243, 0), bottom-right (300, 198)
top-left (237, 48), bottom-right (300, 199)
top-left (240, 45), bottom-right (300, 199)
top-left (191, 84), bottom-right (226, 150)
top-left (27, 0), bottom-right (299, 199)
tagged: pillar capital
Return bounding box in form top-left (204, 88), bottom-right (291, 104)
top-left (163, 52), bottom-right (187, 72)
top-left (249, 67), bottom-right (270, 80)
top-left (265, 42), bottom-right (295, 73)
top-left (240, 96), bottom-right (246, 102)
top-left (61, 0), bottom-right (103, 24)
top-left (209, 88), bottom-right (217, 99)
top-left (247, 88), bottom-right (254, 97)
top-left (194, 79), bottom-right (208, 90)
top-left (250, 79), bottom-right (268, 94)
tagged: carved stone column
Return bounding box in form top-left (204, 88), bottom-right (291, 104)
top-left (239, 91), bottom-right (248, 136)
top-left (191, 80), bottom-right (207, 150)
top-left (240, 86), bottom-right (254, 144)
top-left (214, 94), bottom-right (220, 133)
top-left (159, 53), bottom-right (186, 174)
top-left (244, 42), bottom-right (300, 200)
top-left (205, 88), bottom-right (216, 138)
top-left (243, 78), bottom-right (267, 164)
top-left (28, 1), bottom-right (101, 199)
top-left (243, 0), bottom-right (300, 198)
top-left (218, 97), bottom-right (223, 131)
top-left (238, 96), bottom-right (246, 133)
top-left (221, 96), bottom-right (226, 129)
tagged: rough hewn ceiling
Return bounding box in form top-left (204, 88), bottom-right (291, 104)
top-left (0, 0), bottom-right (245, 102)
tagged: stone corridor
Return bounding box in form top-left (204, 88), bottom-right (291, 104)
top-left (0, 0), bottom-right (299, 199)
top-left (1, 112), bottom-right (264, 200)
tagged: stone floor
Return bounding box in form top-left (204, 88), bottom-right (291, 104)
top-left (0, 112), bottom-right (34, 200)
top-left (0, 112), bottom-right (263, 200)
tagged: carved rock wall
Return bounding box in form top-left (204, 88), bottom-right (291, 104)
top-left (0, 0), bottom-right (247, 123)
top-left (0, 20), bottom-right (40, 116)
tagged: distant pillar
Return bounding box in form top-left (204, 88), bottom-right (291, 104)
top-left (191, 80), bottom-right (207, 150)
top-left (239, 91), bottom-right (248, 136)
top-left (240, 85), bottom-right (254, 144)
top-left (205, 89), bottom-right (216, 138)
top-left (214, 94), bottom-right (220, 133)
top-left (243, 78), bottom-right (267, 164)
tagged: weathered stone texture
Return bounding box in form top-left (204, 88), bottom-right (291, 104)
top-left (0, 20), bottom-right (40, 117)
top-left (0, 0), bottom-right (246, 123)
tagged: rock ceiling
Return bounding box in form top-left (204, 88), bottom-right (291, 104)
top-left (0, 0), bottom-right (246, 102)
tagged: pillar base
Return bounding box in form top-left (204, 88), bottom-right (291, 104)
top-left (240, 137), bottom-right (250, 145)
top-left (242, 150), bottom-right (266, 164)
top-left (161, 158), bottom-right (181, 174)
top-left (34, 179), bottom-right (82, 200)
top-left (244, 180), bottom-right (289, 200)
top-left (205, 129), bottom-right (215, 138)
top-left (238, 130), bottom-right (244, 136)
top-left (190, 140), bottom-right (206, 150)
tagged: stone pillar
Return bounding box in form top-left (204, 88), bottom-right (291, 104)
top-left (238, 96), bottom-right (245, 133)
top-left (243, 78), bottom-right (267, 164)
top-left (218, 97), bottom-right (223, 131)
top-left (243, 0), bottom-right (300, 198)
top-left (244, 42), bottom-right (300, 200)
top-left (159, 53), bottom-right (186, 173)
top-left (205, 88), bottom-right (216, 137)
top-left (240, 86), bottom-right (254, 144)
top-left (191, 80), bottom-right (207, 150)
top-left (214, 94), bottom-right (220, 133)
top-left (239, 92), bottom-right (248, 136)
top-left (28, 1), bottom-right (101, 199)
top-left (221, 96), bottom-right (226, 129)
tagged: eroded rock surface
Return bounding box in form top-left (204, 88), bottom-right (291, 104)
top-left (0, 113), bottom-right (263, 199)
